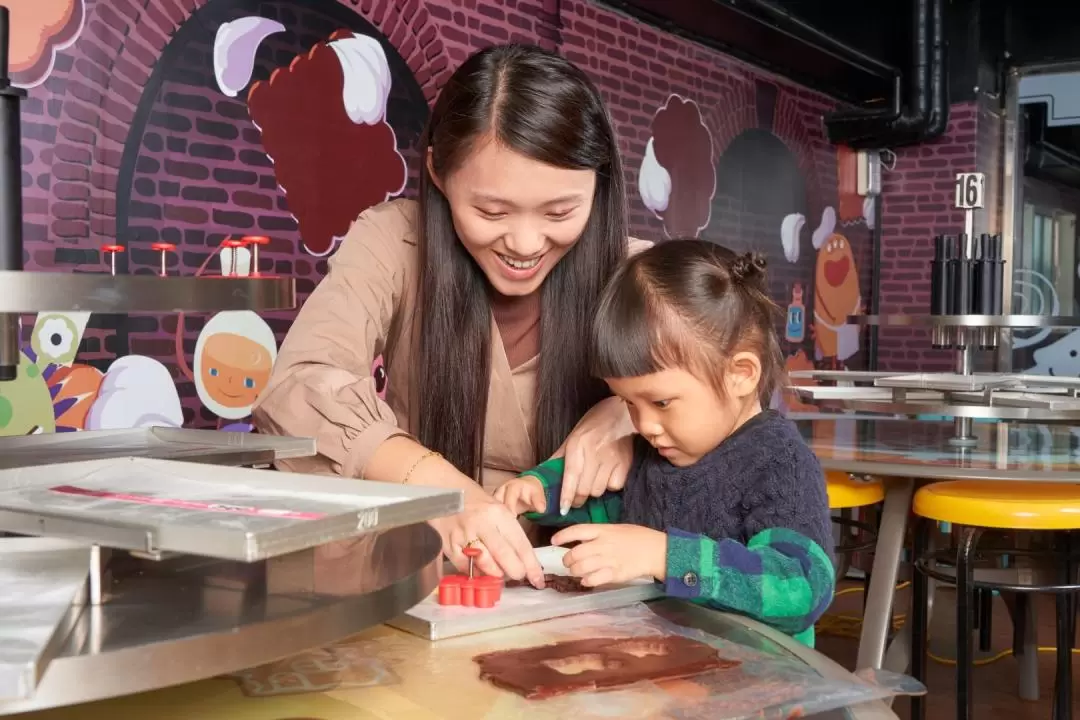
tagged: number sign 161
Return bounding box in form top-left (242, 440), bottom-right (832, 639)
top-left (954, 172), bottom-right (985, 210)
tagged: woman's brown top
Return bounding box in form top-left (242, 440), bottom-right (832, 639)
top-left (252, 199), bottom-right (650, 490)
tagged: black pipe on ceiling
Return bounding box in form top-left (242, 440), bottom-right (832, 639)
top-left (824, 0), bottom-right (949, 149)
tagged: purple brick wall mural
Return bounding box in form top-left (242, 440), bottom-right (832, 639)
top-left (4, 0), bottom-right (900, 436)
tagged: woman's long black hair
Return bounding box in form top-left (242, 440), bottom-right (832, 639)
top-left (416, 44), bottom-right (627, 478)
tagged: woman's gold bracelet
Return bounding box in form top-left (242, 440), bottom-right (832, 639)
top-left (403, 450), bottom-right (442, 484)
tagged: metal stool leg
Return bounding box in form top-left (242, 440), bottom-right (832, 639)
top-left (910, 518), bottom-right (929, 720)
top-left (978, 588), bottom-right (994, 652)
top-left (1054, 593), bottom-right (1073, 720)
top-left (955, 527), bottom-right (982, 720)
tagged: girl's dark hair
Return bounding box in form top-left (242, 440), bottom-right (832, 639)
top-left (591, 240), bottom-right (785, 408)
top-left (416, 44), bottom-right (627, 478)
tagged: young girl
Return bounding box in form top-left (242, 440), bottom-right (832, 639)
top-left (496, 240), bottom-right (836, 646)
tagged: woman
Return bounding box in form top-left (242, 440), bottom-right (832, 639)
top-left (254, 44), bottom-right (643, 587)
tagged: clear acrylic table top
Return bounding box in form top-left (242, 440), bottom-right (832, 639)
top-left (792, 415), bottom-right (1080, 481)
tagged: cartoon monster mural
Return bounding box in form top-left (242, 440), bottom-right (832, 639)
top-left (0, 311), bottom-right (183, 436)
top-left (7, 0), bottom-right (84, 89)
top-left (212, 23), bottom-right (408, 256)
top-left (638, 95), bottom-right (716, 239)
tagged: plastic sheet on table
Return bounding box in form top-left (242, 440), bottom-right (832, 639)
top-left (473, 604), bottom-right (925, 720)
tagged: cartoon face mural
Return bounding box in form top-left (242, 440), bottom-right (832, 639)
top-left (193, 311), bottom-right (278, 421)
top-left (8, 0), bottom-right (84, 89)
top-left (638, 95), bottom-right (716, 239)
top-left (1028, 330), bottom-right (1080, 378)
top-left (228, 27), bottom-right (408, 256)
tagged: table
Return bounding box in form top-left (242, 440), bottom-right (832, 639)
top-left (8, 600), bottom-right (897, 720)
top-left (794, 416), bottom-right (1080, 675)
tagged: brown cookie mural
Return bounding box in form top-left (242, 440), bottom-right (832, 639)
top-left (637, 94), bottom-right (716, 239)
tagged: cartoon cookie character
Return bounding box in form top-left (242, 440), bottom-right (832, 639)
top-left (810, 208), bottom-right (862, 363)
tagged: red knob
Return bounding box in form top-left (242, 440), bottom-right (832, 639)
top-left (242, 235), bottom-right (270, 246)
top-left (462, 545), bottom-right (482, 559)
top-left (100, 244), bottom-right (124, 254)
top-left (151, 242), bottom-right (176, 252)
top-left (222, 239), bottom-right (244, 249)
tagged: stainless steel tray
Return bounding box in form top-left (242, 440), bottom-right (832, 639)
top-left (788, 370), bottom-right (897, 384)
top-left (952, 391), bottom-right (1080, 411)
top-left (792, 386), bottom-right (942, 402)
top-left (389, 546), bottom-right (663, 641)
top-left (0, 428), bottom-right (315, 470)
top-left (0, 539), bottom-right (89, 701)
top-left (874, 373), bottom-right (1020, 393)
top-left (0, 458), bottom-right (461, 561)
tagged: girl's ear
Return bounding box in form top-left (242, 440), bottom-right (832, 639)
top-left (426, 148), bottom-right (445, 193)
top-left (725, 351), bottom-right (762, 401)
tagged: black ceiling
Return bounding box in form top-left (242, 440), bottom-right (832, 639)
top-left (601, 0), bottom-right (1080, 107)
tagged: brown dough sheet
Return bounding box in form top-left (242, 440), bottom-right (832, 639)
top-left (505, 574), bottom-right (591, 593)
top-left (473, 635), bottom-right (738, 700)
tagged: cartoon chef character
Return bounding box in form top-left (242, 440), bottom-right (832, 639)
top-left (809, 207), bottom-right (863, 362)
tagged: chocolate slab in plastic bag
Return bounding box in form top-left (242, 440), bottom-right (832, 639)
top-left (474, 604), bottom-right (925, 720)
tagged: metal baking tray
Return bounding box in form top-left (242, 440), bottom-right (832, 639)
top-left (1011, 374), bottom-right (1080, 392)
top-left (0, 458), bottom-right (461, 562)
top-left (0, 428), bottom-right (315, 471)
top-left (792, 386), bottom-right (942, 402)
top-left (389, 546), bottom-right (663, 640)
top-left (0, 538), bottom-right (90, 701)
top-left (875, 373), bottom-right (1021, 393)
top-left (788, 370), bottom-right (897, 384)
top-left (951, 391), bottom-right (1080, 411)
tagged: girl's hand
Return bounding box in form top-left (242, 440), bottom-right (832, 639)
top-left (494, 477), bottom-right (547, 516)
top-left (429, 483), bottom-right (546, 588)
top-left (555, 396), bottom-right (635, 515)
top-left (551, 524), bottom-right (667, 587)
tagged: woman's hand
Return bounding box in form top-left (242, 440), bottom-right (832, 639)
top-left (429, 482), bottom-right (546, 588)
top-left (494, 477), bottom-right (547, 515)
top-left (552, 524), bottom-right (667, 586)
top-left (555, 396), bottom-right (635, 515)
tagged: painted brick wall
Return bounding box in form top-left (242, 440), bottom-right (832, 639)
top-left (18, 0), bottom-right (889, 430)
top-left (875, 103), bottom-right (979, 371)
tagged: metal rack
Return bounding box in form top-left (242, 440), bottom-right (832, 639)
top-left (0, 438), bottom-right (462, 712)
top-left (791, 314), bottom-right (1080, 446)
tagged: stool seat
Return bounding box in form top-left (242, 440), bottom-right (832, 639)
top-left (914, 481), bottom-right (1080, 530)
top-left (826, 471), bottom-right (885, 509)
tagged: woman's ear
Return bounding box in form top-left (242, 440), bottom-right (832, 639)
top-left (725, 351), bottom-right (762, 401)
top-left (426, 148), bottom-right (445, 193)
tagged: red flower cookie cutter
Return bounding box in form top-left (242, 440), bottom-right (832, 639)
top-left (437, 543), bottom-right (504, 608)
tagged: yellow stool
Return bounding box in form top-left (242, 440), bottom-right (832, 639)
top-left (827, 470), bottom-right (885, 509)
top-left (826, 471), bottom-right (883, 579)
top-left (909, 481), bottom-right (1080, 720)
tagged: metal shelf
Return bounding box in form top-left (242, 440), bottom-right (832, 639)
top-left (848, 314), bottom-right (1080, 328)
top-left (0, 523), bottom-right (443, 714)
top-left (0, 428), bottom-right (314, 470)
top-left (0, 272), bottom-right (295, 313)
